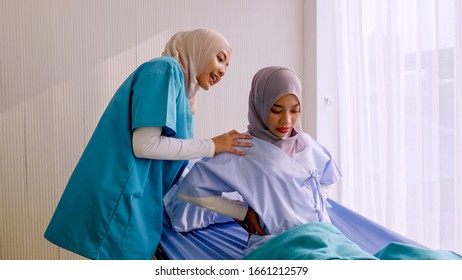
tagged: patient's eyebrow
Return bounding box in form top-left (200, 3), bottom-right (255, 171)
top-left (272, 102), bottom-right (300, 108)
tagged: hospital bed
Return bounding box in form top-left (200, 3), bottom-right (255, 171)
top-left (158, 198), bottom-right (423, 260)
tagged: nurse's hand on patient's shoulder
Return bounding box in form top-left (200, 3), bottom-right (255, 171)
top-left (234, 206), bottom-right (266, 239)
top-left (212, 130), bottom-right (252, 156)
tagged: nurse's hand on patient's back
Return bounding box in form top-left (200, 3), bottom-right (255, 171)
top-left (212, 130), bottom-right (252, 156)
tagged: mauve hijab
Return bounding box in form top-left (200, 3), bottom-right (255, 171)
top-left (162, 28), bottom-right (232, 114)
top-left (247, 66), bottom-right (306, 156)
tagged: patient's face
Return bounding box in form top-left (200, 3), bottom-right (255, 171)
top-left (267, 94), bottom-right (301, 139)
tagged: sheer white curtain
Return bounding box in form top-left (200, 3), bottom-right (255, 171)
top-left (333, 0), bottom-right (461, 254)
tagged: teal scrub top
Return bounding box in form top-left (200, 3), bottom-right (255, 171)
top-left (44, 56), bottom-right (193, 259)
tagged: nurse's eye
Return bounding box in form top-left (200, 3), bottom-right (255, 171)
top-left (270, 108), bottom-right (282, 114)
top-left (217, 55), bottom-right (224, 62)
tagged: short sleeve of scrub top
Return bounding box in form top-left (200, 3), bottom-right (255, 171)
top-left (131, 63), bottom-right (184, 137)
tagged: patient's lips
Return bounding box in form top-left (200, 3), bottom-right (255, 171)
top-left (277, 127), bottom-right (291, 134)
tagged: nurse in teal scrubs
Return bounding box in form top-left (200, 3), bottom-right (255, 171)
top-left (44, 28), bottom-right (252, 260)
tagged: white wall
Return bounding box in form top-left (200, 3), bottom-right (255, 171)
top-left (315, 0), bottom-right (341, 198)
top-left (0, 0), bottom-right (313, 259)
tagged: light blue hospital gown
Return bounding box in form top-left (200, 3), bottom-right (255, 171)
top-left (169, 133), bottom-right (341, 254)
top-left (44, 56), bottom-right (193, 259)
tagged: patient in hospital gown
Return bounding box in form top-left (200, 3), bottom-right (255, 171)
top-left (164, 66), bottom-right (462, 260)
top-left (166, 66), bottom-right (342, 255)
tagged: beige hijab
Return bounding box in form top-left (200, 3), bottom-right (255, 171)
top-left (162, 28), bottom-right (231, 114)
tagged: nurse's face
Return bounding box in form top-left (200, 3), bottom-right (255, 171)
top-left (267, 94), bottom-right (301, 139)
top-left (196, 49), bottom-right (231, 90)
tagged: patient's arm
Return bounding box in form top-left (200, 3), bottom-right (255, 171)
top-left (234, 207), bottom-right (267, 238)
top-left (177, 193), bottom-right (248, 221)
top-left (178, 193), bottom-right (266, 238)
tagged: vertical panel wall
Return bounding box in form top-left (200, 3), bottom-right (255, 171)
top-left (0, 0), bottom-right (305, 259)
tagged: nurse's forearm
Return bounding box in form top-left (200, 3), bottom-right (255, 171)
top-left (132, 127), bottom-right (215, 160)
top-left (177, 193), bottom-right (248, 221)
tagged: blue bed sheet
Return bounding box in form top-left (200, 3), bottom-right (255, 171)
top-left (159, 210), bottom-right (247, 260)
top-left (326, 198), bottom-right (423, 254)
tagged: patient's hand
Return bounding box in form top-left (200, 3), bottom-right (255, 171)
top-left (234, 207), bottom-right (266, 238)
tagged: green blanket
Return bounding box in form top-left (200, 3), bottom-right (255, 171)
top-left (244, 223), bottom-right (462, 260)
top-left (373, 242), bottom-right (462, 260)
